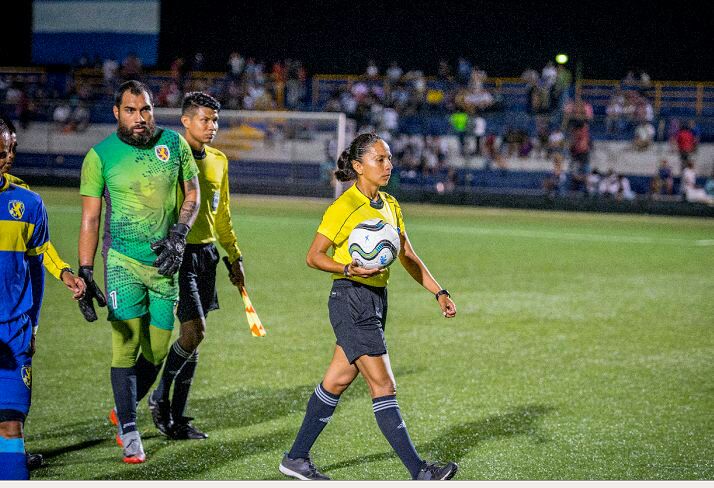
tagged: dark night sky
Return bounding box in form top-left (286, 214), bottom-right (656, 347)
top-left (6, 1), bottom-right (714, 80)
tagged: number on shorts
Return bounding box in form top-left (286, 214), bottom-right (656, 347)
top-left (109, 290), bottom-right (118, 309)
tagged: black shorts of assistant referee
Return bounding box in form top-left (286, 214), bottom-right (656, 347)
top-left (177, 243), bottom-right (220, 323)
top-left (328, 279), bottom-right (388, 364)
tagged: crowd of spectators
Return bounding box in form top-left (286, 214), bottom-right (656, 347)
top-left (1, 56), bottom-right (711, 203)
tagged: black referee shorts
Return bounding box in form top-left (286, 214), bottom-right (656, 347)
top-left (177, 243), bottom-right (220, 323)
top-left (328, 279), bottom-right (388, 364)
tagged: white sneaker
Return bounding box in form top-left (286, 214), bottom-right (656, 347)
top-left (120, 431), bottom-right (146, 464)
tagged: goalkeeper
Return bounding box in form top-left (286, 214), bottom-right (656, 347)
top-left (148, 92), bottom-right (245, 440)
top-left (78, 81), bottom-right (199, 464)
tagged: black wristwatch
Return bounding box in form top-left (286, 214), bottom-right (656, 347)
top-left (435, 289), bottom-right (450, 301)
top-left (59, 267), bottom-right (74, 280)
top-left (343, 264), bottom-right (351, 277)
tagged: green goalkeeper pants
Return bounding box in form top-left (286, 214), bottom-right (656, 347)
top-left (111, 316), bottom-right (173, 368)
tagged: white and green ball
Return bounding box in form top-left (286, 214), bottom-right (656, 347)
top-left (347, 218), bottom-right (401, 270)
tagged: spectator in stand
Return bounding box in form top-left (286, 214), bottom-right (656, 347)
top-left (53, 101), bottom-right (71, 130)
top-left (553, 63), bottom-right (572, 110)
top-left (379, 103), bottom-right (399, 137)
top-left (586, 169), bottom-right (601, 196)
top-left (569, 120), bottom-right (592, 192)
top-left (191, 52), bottom-right (205, 72)
top-left (682, 161), bottom-right (714, 204)
top-left (617, 174), bottom-right (636, 201)
top-left (686, 119), bottom-right (702, 143)
top-left (102, 57), bottom-right (119, 90)
top-left (521, 67), bottom-right (539, 88)
top-left (599, 169), bottom-right (619, 197)
top-left (563, 95), bottom-right (593, 129)
top-left (469, 67), bottom-right (487, 92)
top-left (365, 60), bottom-right (379, 79)
top-left (650, 159), bottom-right (674, 196)
top-left (449, 111), bottom-right (469, 156)
top-left (437, 59), bottom-right (452, 82)
top-left (170, 57), bottom-right (187, 91)
top-left (705, 168), bottom-right (714, 197)
top-left (541, 61), bottom-right (557, 88)
top-left (676, 122), bottom-right (697, 171)
top-left (547, 125), bottom-right (566, 157)
top-left (633, 121), bottom-right (655, 151)
top-left (286, 59), bottom-right (306, 110)
top-left (121, 52), bottom-right (143, 80)
top-left (482, 132), bottom-right (507, 171)
top-left (456, 58), bottom-right (472, 86)
top-left (472, 115), bottom-right (486, 156)
top-left (386, 62), bottom-right (403, 85)
top-left (227, 52), bottom-right (245, 80)
top-left (70, 102), bottom-right (90, 132)
top-left (544, 152), bottom-right (567, 197)
top-left (605, 90), bottom-right (625, 137)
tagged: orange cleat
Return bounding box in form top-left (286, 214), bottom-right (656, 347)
top-left (108, 408), bottom-right (123, 447)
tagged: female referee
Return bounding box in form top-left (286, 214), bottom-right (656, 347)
top-left (279, 133), bottom-right (458, 481)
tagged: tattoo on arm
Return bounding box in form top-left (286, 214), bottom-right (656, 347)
top-left (179, 200), bottom-right (198, 225)
top-left (178, 176), bottom-right (200, 227)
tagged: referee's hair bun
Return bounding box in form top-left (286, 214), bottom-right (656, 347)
top-left (335, 149), bottom-right (357, 182)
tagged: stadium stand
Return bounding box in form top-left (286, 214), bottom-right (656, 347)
top-left (2, 60), bottom-right (713, 214)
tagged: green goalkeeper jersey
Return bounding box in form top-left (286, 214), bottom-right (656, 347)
top-left (80, 128), bottom-right (199, 265)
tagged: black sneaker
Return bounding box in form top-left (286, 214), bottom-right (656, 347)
top-left (169, 417), bottom-right (208, 440)
top-left (279, 453), bottom-right (330, 480)
top-left (148, 393), bottom-right (172, 436)
top-left (26, 452), bottom-right (44, 470)
top-left (416, 461), bottom-right (458, 480)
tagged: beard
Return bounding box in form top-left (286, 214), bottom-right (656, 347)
top-left (117, 119), bottom-right (156, 146)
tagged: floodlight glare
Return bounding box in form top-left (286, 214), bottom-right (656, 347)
top-left (555, 54), bottom-right (568, 64)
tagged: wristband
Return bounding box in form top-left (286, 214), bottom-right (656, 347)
top-left (343, 264), bottom-right (351, 277)
top-left (435, 289), bottom-right (450, 300)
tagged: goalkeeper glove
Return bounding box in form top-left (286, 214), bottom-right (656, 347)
top-left (77, 265), bottom-right (107, 322)
top-left (151, 223), bottom-right (190, 276)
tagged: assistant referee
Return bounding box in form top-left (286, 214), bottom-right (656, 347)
top-left (149, 92), bottom-right (244, 440)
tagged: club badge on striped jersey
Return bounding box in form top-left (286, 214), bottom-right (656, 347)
top-left (155, 145), bottom-right (170, 162)
top-left (8, 200), bottom-right (25, 219)
top-left (22, 365), bottom-right (32, 389)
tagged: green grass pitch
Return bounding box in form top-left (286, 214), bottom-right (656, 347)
top-left (25, 187), bottom-right (714, 480)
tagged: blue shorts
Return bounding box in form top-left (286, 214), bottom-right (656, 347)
top-left (0, 314), bottom-right (33, 418)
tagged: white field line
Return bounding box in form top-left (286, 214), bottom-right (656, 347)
top-left (52, 206), bottom-right (713, 246)
top-left (409, 223), bottom-right (714, 246)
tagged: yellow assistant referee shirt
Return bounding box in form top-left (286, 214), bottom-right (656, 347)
top-left (187, 145), bottom-right (242, 262)
top-left (317, 184), bottom-right (405, 288)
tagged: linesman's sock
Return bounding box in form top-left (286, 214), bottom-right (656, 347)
top-left (288, 383), bottom-right (340, 459)
top-left (171, 349), bottom-right (198, 419)
top-left (111, 366), bottom-right (138, 435)
top-left (153, 340), bottom-right (193, 403)
top-left (0, 437), bottom-right (29, 480)
top-left (372, 395), bottom-right (424, 479)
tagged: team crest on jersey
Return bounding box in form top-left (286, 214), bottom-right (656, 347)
top-left (8, 200), bottom-right (25, 219)
top-left (155, 145), bottom-right (170, 162)
top-left (22, 365), bottom-right (32, 389)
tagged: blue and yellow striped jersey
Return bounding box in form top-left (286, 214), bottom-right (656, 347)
top-left (0, 177), bottom-right (50, 322)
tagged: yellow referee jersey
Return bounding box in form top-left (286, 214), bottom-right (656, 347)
top-left (188, 145), bottom-right (242, 262)
top-left (5, 173), bottom-right (70, 280)
top-left (317, 184), bottom-right (405, 288)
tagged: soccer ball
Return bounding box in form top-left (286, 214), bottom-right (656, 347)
top-left (347, 219), bottom-right (401, 270)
